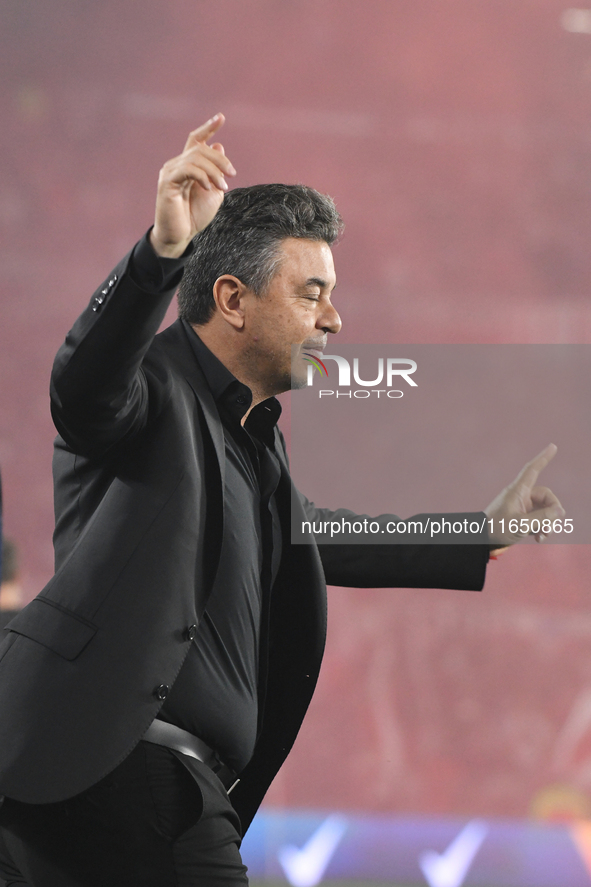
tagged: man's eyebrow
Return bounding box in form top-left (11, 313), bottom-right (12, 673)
top-left (303, 277), bottom-right (337, 290)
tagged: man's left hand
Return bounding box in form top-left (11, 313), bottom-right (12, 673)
top-left (485, 443), bottom-right (565, 547)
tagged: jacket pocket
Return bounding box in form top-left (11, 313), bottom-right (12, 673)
top-left (5, 598), bottom-right (98, 661)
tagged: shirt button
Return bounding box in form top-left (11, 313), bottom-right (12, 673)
top-left (153, 684), bottom-right (169, 701)
top-left (185, 624), bottom-right (198, 641)
top-left (236, 395), bottom-right (247, 405)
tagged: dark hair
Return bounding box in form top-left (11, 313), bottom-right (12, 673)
top-left (177, 183), bottom-right (343, 325)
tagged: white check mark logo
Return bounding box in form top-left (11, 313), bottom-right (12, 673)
top-left (419, 820), bottom-right (488, 887)
top-left (278, 814), bottom-right (348, 887)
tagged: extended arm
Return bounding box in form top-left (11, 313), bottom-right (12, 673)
top-left (297, 445), bottom-right (564, 591)
top-left (298, 494), bottom-right (489, 590)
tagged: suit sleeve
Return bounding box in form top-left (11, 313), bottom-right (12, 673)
top-left (50, 234), bottom-right (187, 458)
top-left (297, 493), bottom-right (490, 592)
top-left (274, 429), bottom-right (489, 592)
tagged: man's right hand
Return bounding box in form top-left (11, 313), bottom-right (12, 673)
top-left (150, 114), bottom-right (236, 258)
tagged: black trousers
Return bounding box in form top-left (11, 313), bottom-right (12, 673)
top-left (0, 742), bottom-right (249, 887)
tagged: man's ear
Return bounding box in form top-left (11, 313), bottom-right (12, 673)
top-left (212, 275), bottom-right (249, 330)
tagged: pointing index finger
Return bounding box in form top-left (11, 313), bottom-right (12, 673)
top-left (184, 113), bottom-right (225, 151)
top-left (513, 443), bottom-right (558, 492)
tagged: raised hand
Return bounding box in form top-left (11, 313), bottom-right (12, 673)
top-left (485, 443), bottom-right (565, 546)
top-left (150, 114), bottom-right (236, 258)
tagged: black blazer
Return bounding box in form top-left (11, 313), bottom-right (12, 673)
top-left (0, 248), bottom-right (488, 833)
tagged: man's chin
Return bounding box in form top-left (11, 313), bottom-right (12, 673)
top-left (265, 369), bottom-right (305, 396)
top-left (290, 370), bottom-right (309, 391)
top-left (290, 352), bottom-right (312, 390)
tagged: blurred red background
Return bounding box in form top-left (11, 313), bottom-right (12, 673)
top-left (1, 0), bottom-right (591, 821)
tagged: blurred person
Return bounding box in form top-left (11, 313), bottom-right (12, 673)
top-left (0, 539), bottom-right (23, 628)
top-left (0, 115), bottom-right (563, 887)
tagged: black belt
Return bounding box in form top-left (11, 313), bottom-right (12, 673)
top-left (143, 720), bottom-right (240, 794)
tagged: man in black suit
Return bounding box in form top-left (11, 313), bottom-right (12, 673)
top-left (0, 115), bottom-right (563, 886)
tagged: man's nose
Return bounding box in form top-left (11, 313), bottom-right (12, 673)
top-left (318, 303), bottom-right (342, 335)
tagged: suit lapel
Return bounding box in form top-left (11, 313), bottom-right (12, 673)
top-left (156, 322), bottom-right (226, 599)
top-left (185, 376), bottom-right (225, 491)
top-left (157, 319), bottom-right (226, 490)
